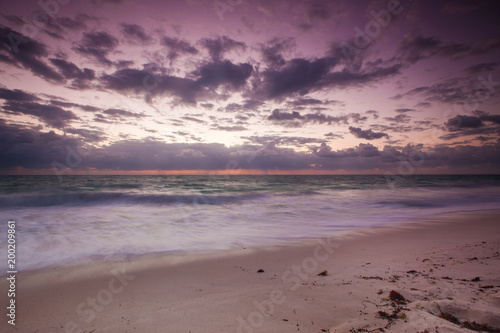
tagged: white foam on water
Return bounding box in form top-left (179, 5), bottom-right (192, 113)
top-left (1, 185), bottom-right (500, 271)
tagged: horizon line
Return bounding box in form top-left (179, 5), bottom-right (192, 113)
top-left (1, 168), bottom-right (499, 176)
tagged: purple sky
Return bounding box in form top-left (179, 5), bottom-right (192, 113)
top-left (1, 0), bottom-right (499, 174)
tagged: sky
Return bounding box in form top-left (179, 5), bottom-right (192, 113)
top-left (0, 0), bottom-right (499, 175)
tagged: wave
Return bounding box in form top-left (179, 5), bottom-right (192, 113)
top-left (96, 183), bottom-right (143, 189)
top-left (376, 194), bottom-right (500, 209)
top-left (0, 191), bottom-right (267, 208)
top-left (276, 190), bottom-right (323, 196)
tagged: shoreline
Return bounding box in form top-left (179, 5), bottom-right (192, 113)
top-left (7, 207), bottom-right (499, 278)
top-left (2, 209), bottom-right (500, 332)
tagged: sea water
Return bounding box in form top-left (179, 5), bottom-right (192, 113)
top-left (0, 175), bottom-right (499, 271)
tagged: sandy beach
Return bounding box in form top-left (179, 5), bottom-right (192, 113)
top-left (2, 209), bottom-right (500, 333)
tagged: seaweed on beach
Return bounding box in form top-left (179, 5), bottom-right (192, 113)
top-left (479, 285), bottom-right (497, 289)
top-left (376, 308), bottom-right (402, 321)
top-left (349, 327), bottom-right (385, 332)
top-left (462, 321), bottom-right (500, 332)
top-left (353, 290), bottom-right (409, 332)
top-left (389, 290), bottom-right (407, 304)
top-left (363, 276), bottom-right (383, 280)
top-left (438, 312), bottom-right (461, 325)
top-left (438, 312), bottom-right (500, 332)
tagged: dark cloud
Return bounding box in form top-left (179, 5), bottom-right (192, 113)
top-left (200, 103), bottom-right (214, 110)
top-left (313, 142), bottom-right (380, 158)
top-left (257, 57), bottom-right (335, 99)
top-left (390, 87), bottom-right (428, 100)
top-left (475, 136), bottom-right (493, 143)
top-left (85, 141), bottom-right (231, 171)
top-left (349, 126), bottom-right (389, 140)
top-left (445, 115), bottom-right (483, 131)
top-left (474, 110), bottom-right (500, 124)
top-left (384, 114), bottom-right (411, 123)
top-left (1, 122), bottom-right (499, 172)
top-left (93, 113), bottom-right (112, 123)
top-left (103, 108), bottom-right (144, 119)
top-left (244, 135), bottom-right (324, 147)
top-left (74, 31), bottom-right (119, 65)
top-left (328, 39), bottom-right (369, 71)
top-left (33, 15), bottom-right (65, 40)
top-left (162, 37), bottom-right (198, 62)
top-left (286, 98), bottom-right (344, 108)
top-left (220, 99), bottom-right (263, 113)
top-left (464, 62), bottom-right (497, 75)
top-left (49, 59), bottom-right (96, 87)
top-left (49, 100), bottom-right (100, 112)
top-left (365, 110), bottom-right (379, 119)
top-left (426, 143), bottom-right (500, 169)
top-left (1, 100), bottom-right (78, 128)
top-left (65, 128), bottom-right (105, 142)
top-left (79, 104), bottom-right (101, 112)
top-left (232, 99), bottom-right (263, 112)
top-left (260, 37), bottom-right (295, 68)
top-left (268, 109), bottom-right (304, 121)
top-left (0, 25), bottom-right (64, 83)
top-left (268, 109), bottom-right (366, 125)
top-left (307, 1), bottom-right (331, 20)
top-left (395, 108), bottom-right (415, 113)
top-left (396, 34), bottom-right (500, 67)
top-left (102, 60), bottom-right (253, 104)
top-left (43, 29), bottom-right (65, 40)
top-left (212, 125), bottom-right (247, 132)
top-left (397, 36), bottom-right (471, 64)
top-left (115, 60), bottom-right (134, 69)
top-left (243, 99), bottom-right (264, 110)
top-left (469, 37), bottom-right (500, 56)
top-left (1, 15), bottom-right (24, 26)
top-left (49, 58), bottom-right (95, 89)
top-left (56, 16), bottom-right (87, 30)
top-left (195, 60), bottom-right (253, 90)
top-left (0, 121), bottom-right (82, 169)
top-left (100, 68), bottom-right (201, 104)
top-left (414, 120), bottom-right (434, 126)
top-left (439, 127), bottom-right (499, 141)
top-left (390, 74), bottom-right (492, 105)
top-left (308, 112), bottom-right (366, 124)
top-left (287, 98), bottom-right (323, 106)
top-left (0, 88), bottom-right (40, 102)
top-left (235, 115), bottom-right (250, 121)
top-left (440, 112), bottom-right (500, 140)
top-left (324, 132), bottom-right (344, 139)
top-left (74, 13), bottom-right (101, 23)
top-left (201, 36), bottom-right (246, 61)
top-left (254, 55), bottom-right (401, 100)
top-left (180, 116), bottom-right (206, 124)
top-left (121, 23), bottom-right (152, 43)
top-left (370, 124), bottom-right (416, 133)
top-left (414, 102), bottom-right (431, 108)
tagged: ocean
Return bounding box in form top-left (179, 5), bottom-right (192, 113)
top-left (1, 175), bottom-right (499, 271)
